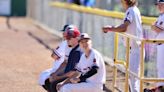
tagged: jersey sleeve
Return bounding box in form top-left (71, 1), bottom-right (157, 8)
top-left (155, 16), bottom-right (164, 30)
top-left (53, 41), bottom-right (66, 58)
top-left (79, 56), bottom-right (100, 82)
top-left (92, 53), bottom-right (100, 68)
top-left (124, 10), bottom-right (133, 23)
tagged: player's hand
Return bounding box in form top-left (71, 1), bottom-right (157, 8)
top-left (49, 76), bottom-right (54, 83)
top-left (102, 25), bottom-right (113, 33)
top-left (56, 83), bottom-right (63, 91)
top-left (49, 73), bottom-right (58, 82)
top-left (151, 24), bottom-right (156, 31)
top-left (70, 78), bottom-right (80, 84)
top-left (51, 53), bottom-right (60, 60)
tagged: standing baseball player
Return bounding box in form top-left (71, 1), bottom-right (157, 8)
top-left (58, 33), bottom-right (106, 92)
top-left (152, 0), bottom-right (164, 87)
top-left (102, 0), bottom-right (143, 92)
top-left (38, 24), bottom-right (72, 91)
top-left (144, 0), bottom-right (164, 92)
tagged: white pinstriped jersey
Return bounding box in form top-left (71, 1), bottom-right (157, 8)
top-left (155, 14), bottom-right (164, 39)
top-left (52, 40), bottom-right (72, 72)
top-left (155, 13), bottom-right (164, 86)
top-left (38, 40), bottom-right (72, 85)
top-left (76, 49), bottom-right (106, 84)
top-left (124, 6), bottom-right (143, 48)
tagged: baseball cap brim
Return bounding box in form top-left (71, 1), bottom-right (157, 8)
top-left (61, 24), bottom-right (69, 32)
top-left (79, 38), bottom-right (90, 42)
top-left (78, 33), bottom-right (91, 41)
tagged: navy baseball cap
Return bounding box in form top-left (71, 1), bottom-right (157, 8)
top-left (61, 24), bottom-right (69, 32)
top-left (155, 0), bottom-right (164, 5)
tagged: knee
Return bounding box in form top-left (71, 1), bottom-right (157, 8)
top-left (60, 84), bottom-right (72, 92)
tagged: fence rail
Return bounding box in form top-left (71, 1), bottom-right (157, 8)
top-left (27, 1), bottom-right (164, 91)
top-left (113, 32), bottom-right (164, 92)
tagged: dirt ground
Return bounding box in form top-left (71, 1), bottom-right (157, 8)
top-left (0, 17), bottom-right (124, 92)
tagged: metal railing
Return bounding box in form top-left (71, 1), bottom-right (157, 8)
top-left (26, 1), bottom-right (164, 91)
top-left (113, 32), bottom-right (164, 92)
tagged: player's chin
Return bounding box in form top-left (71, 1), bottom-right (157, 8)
top-left (68, 45), bottom-right (72, 47)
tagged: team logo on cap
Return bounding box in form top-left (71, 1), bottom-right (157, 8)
top-left (160, 21), bottom-right (163, 25)
top-left (81, 34), bottom-right (85, 38)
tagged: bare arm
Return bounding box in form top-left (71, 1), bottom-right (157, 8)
top-left (53, 60), bottom-right (67, 75)
top-left (151, 24), bottom-right (163, 33)
top-left (49, 60), bottom-right (67, 82)
top-left (62, 71), bottom-right (81, 84)
top-left (56, 71), bottom-right (81, 91)
top-left (102, 20), bottom-right (130, 33)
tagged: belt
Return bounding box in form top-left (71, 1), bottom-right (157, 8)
top-left (158, 43), bottom-right (162, 45)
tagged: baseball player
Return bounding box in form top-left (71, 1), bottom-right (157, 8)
top-left (49, 25), bottom-right (83, 92)
top-left (38, 25), bottom-right (72, 91)
top-left (144, 0), bottom-right (164, 92)
top-left (58, 33), bottom-right (106, 92)
top-left (102, 0), bottom-right (143, 92)
top-left (152, 0), bottom-right (164, 87)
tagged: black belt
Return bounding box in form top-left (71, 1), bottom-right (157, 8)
top-left (158, 43), bottom-right (162, 45)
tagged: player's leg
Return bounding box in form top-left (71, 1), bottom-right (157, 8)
top-left (129, 48), bottom-right (140, 92)
top-left (41, 79), bottom-right (51, 91)
top-left (157, 45), bottom-right (164, 86)
top-left (50, 78), bottom-right (66, 92)
top-left (39, 69), bottom-right (52, 91)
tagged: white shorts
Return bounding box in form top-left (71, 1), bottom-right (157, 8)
top-left (59, 82), bottom-right (103, 92)
top-left (38, 59), bottom-right (65, 85)
top-left (38, 68), bottom-right (53, 85)
top-left (157, 44), bottom-right (164, 86)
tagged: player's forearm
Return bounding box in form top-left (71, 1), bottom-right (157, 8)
top-left (61, 71), bottom-right (81, 85)
top-left (50, 61), bottom-right (67, 82)
top-left (54, 71), bottom-right (79, 81)
top-left (55, 75), bottom-right (67, 80)
top-left (112, 24), bottom-right (127, 32)
top-left (79, 66), bottom-right (99, 82)
top-left (52, 61), bottom-right (67, 75)
top-left (151, 25), bottom-right (163, 33)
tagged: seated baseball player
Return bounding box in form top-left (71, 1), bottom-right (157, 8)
top-left (57, 33), bottom-right (106, 92)
top-left (49, 25), bottom-right (83, 92)
top-left (38, 24), bottom-right (72, 91)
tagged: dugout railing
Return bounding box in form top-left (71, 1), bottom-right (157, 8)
top-left (113, 32), bottom-right (164, 92)
top-left (27, 1), bottom-right (163, 91)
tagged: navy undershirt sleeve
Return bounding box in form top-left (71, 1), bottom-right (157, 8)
top-left (79, 66), bottom-right (99, 82)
